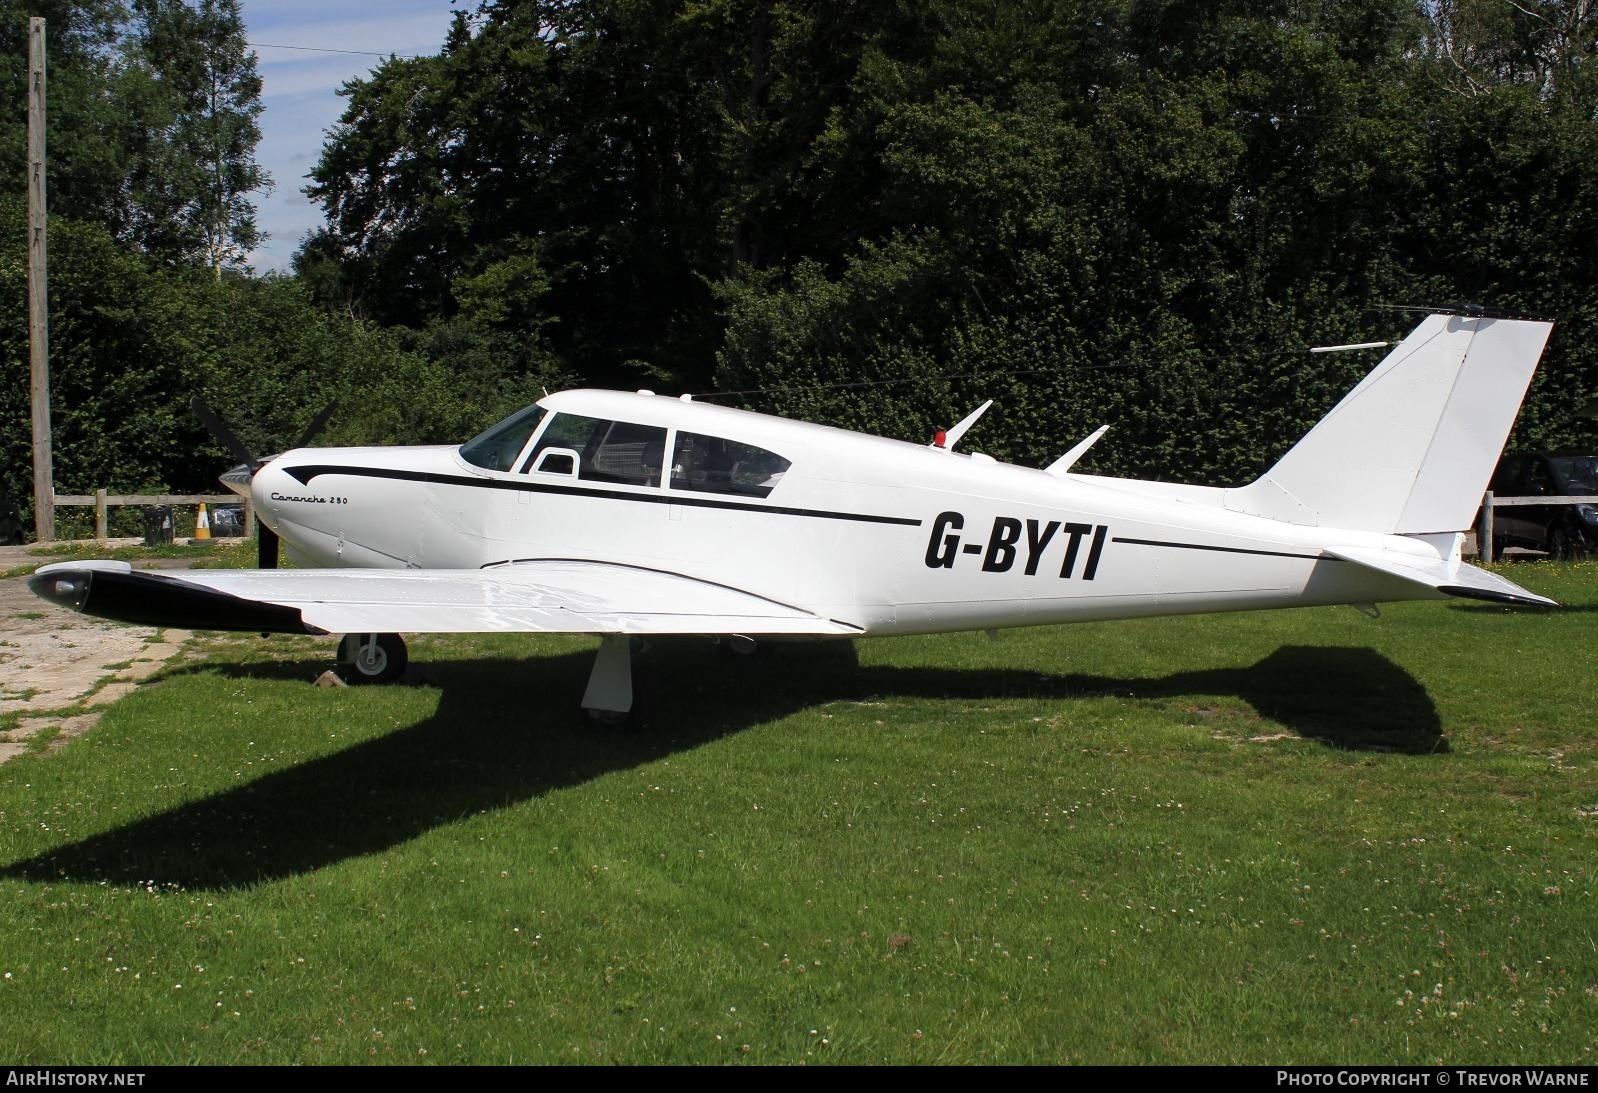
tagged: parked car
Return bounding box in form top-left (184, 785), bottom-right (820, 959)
top-left (210, 504), bottom-right (246, 538)
top-left (1488, 452), bottom-right (1598, 559)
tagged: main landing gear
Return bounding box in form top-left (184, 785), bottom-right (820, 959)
top-left (337, 632), bottom-right (408, 685)
top-left (581, 634), bottom-right (635, 728)
top-left (328, 631), bottom-right (642, 728)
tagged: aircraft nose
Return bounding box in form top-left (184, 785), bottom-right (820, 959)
top-left (250, 458), bottom-right (295, 533)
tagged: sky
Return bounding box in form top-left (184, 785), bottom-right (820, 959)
top-left (241, 0), bottom-right (467, 272)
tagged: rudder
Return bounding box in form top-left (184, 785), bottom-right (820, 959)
top-left (1233, 314), bottom-right (1553, 534)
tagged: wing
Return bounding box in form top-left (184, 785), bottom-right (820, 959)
top-left (29, 559), bottom-right (862, 637)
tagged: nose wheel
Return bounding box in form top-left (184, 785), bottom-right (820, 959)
top-left (338, 632), bottom-right (408, 684)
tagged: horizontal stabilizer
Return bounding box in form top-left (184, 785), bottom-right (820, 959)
top-left (1324, 546), bottom-right (1556, 608)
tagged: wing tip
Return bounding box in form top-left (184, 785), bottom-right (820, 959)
top-left (1438, 584), bottom-right (1558, 609)
top-left (30, 565), bottom-right (320, 633)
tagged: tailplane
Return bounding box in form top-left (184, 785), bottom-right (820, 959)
top-left (1325, 545), bottom-right (1556, 608)
top-left (1233, 314), bottom-right (1553, 534)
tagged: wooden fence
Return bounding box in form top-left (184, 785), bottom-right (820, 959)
top-left (52, 491), bottom-right (254, 545)
top-left (1475, 492), bottom-right (1598, 562)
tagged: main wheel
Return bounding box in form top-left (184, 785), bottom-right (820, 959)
top-left (716, 635), bottom-right (766, 660)
top-left (338, 632), bottom-right (408, 685)
top-left (580, 706), bottom-right (633, 730)
top-left (1549, 526), bottom-right (1578, 561)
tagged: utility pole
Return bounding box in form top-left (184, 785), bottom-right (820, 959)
top-left (28, 16), bottom-right (53, 544)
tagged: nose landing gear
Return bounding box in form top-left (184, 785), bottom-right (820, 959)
top-left (338, 632), bottom-right (408, 684)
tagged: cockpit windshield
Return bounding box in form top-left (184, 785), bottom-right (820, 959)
top-left (459, 405), bottom-right (547, 471)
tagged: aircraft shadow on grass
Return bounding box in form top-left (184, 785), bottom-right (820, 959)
top-left (3, 642), bottom-right (1440, 890)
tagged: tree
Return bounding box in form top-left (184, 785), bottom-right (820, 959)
top-left (304, 1), bottom-right (738, 387)
top-left (125, 0), bottom-right (271, 275)
top-left (0, 0), bottom-right (271, 272)
top-left (0, 0), bottom-right (136, 232)
top-left (1417, 0), bottom-right (1598, 114)
top-left (300, 0), bottom-right (1598, 476)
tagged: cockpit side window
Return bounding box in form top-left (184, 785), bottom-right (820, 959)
top-left (670, 433), bottom-right (790, 498)
top-left (524, 413), bottom-right (668, 488)
top-left (460, 405), bottom-right (547, 471)
top-left (524, 412), bottom-right (604, 472)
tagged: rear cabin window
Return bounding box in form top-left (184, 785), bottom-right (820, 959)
top-left (523, 413), bottom-right (667, 488)
top-left (670, 433), bottom-right (791, 498)
top-left (460, 405), bottom-right (547, 471)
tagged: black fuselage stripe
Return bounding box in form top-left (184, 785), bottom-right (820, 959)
top-left (283, 464), bottom-right (922, 527)
top-left (1112, 536), bottom-right (1323, 561)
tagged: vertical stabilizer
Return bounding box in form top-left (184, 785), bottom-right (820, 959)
top-left (1234, 315), bottom-right (1552, 534)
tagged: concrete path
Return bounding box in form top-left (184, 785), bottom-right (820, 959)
top-left (0, 542), bottom-right (198, 764)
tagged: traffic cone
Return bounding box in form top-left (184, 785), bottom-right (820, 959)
top-left (195, 502), bottom-right (212, 541)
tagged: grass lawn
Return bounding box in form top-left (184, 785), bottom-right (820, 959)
top-left (2, 539), bottom-right (261, 581)
top-left (1, 561), bottom-right (1594, 1064)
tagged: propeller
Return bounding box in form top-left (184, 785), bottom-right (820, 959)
top-left (191, 396), bottom-right (260, 473)
top-left (191, 396), bottom-right (337, 570)
top-left (296, 401), bottom-right (339, 451)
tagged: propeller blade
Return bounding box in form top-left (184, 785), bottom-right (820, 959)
top-left (192, 396), bottom-right (259, 472)
top-left (257, 523), bottom-right (280, 570)
top-left (295, 401), bottom-right (339, 449)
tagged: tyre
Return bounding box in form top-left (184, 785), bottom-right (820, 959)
top-left (1548, 526), bottom-right (1582, 561)
top-left (338, 632), bottom-right (408, 684)
top-left (580, 706), bottom-right (633, 730)
top-left (716, 635), bottom-right (765, 659)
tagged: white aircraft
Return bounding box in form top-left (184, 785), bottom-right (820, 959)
top-left (30, 312), bottom-right (1556, 724)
